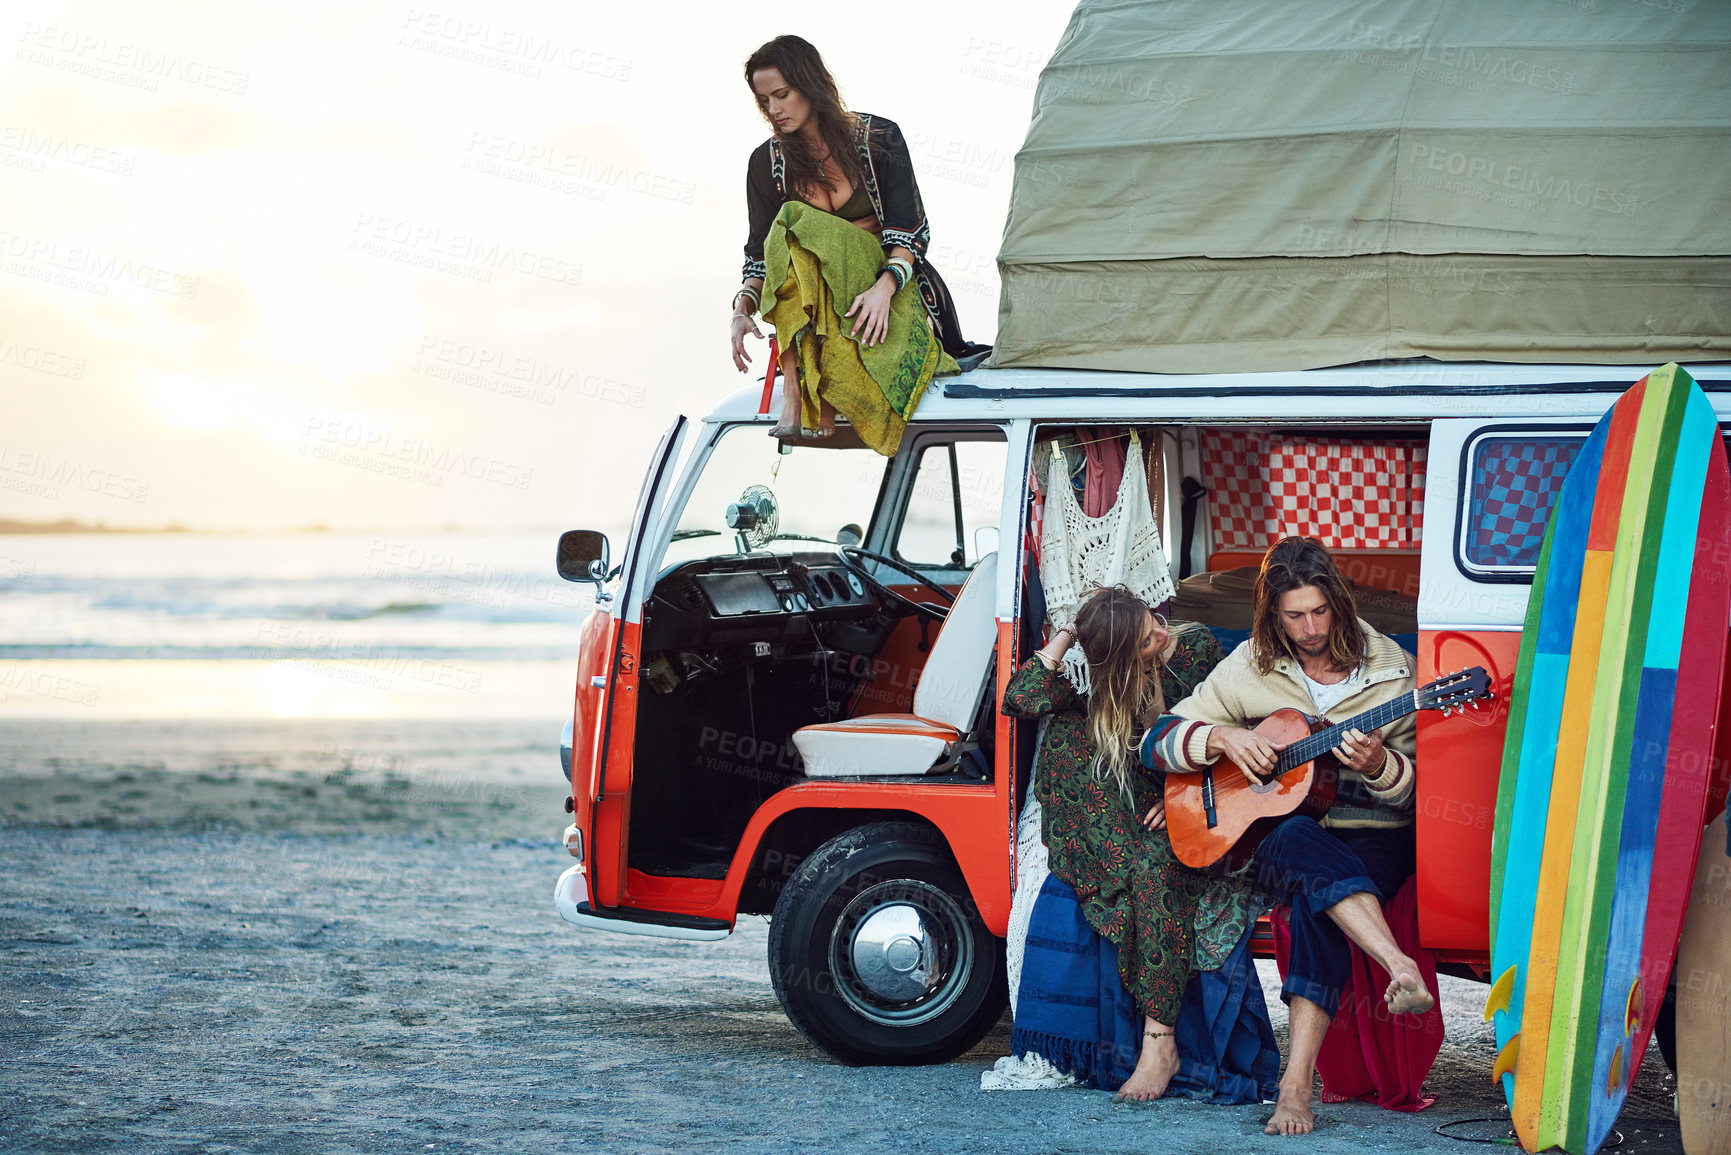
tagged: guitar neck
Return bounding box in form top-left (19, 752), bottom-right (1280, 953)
top-left (1276, 691), bottom-right (1417, 772)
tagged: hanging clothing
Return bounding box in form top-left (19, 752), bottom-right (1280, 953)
top-left (1078, 427), bottom-right (1129, 517)
top-left (1038, 430), bottom-right (1177, 690)
top-left (761, 202), bottom-right (956, 455)
top-left (743, 113), bottom-right (973, 358)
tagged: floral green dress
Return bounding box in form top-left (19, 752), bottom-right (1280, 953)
top-left (1001, 627), bottom-right (1261, 1023)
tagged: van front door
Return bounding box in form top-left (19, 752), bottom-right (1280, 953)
top-left (586, 415), bottom-right (689, 908)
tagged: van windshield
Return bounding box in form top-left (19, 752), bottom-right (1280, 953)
top-left (660, 424), bottom-right (889, 568)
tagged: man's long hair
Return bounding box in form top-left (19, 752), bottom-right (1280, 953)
top-left (1073, 586), bottom-right (1161, 797)
top-left (744, 36), bottom-right (864, 200)
top-left (1250, 537), bottom-right (1366, 676)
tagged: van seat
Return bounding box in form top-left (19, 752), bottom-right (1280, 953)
top-left (1205, 548), bottom-right (1421, 601)
top-left (794, 553), bottom-right (998, 778)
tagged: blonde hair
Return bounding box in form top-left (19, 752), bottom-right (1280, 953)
top-left (1072, 586), bottom-right (1169, 797)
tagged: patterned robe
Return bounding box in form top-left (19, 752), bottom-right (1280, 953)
top-left (1001, 628), bottom-right (1262, 1022)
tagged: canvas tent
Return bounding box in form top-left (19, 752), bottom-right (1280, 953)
top-left (990, 0), bottom-right (1731, 373)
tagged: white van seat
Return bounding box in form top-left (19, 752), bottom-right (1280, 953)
top-left (794, 553), bottom-right (998, 778)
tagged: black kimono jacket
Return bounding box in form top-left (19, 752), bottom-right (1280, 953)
top-left (742, 113), bottom-right (971, 358)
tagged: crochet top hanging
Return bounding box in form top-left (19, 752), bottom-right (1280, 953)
top-left (1039, 430), bottom-right (1176, 689)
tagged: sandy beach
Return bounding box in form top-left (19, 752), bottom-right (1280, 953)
top-left (0, 717), bottom-right (1690, 1154)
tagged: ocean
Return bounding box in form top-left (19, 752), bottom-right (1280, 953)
top-left (0, 531), bottom-right (598, 719)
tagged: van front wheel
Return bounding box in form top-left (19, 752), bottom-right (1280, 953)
top-left (767, 821), bottom-right (1006, 1065)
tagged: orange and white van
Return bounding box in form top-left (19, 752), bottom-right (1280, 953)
top-left (552, 362), bottom-right (1731, 1065)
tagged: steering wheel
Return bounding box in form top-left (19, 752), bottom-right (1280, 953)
top-left (837, 546), bottom-right (955, 622)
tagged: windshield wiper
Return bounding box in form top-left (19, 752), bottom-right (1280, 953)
top-left (670, 529), bottom-right (721, 541)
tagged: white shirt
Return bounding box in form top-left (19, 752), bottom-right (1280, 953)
top-left (1299, 665), bottom-right (1361, 718)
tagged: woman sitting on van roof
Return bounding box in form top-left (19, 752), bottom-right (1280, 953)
top-left (728, 35), bottom-right (971, 452)
top-left (1002, 586), bottom-right (1272, 1101)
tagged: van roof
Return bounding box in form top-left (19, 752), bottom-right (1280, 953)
top-left (707, 362), bottom-right (1731, 426)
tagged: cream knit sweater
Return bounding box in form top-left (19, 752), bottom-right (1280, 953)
top-left (1156, 620), bottom-right (1418, 829)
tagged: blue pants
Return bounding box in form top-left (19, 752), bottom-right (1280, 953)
top-left (1247, 818), bottom-right (1415, 1018)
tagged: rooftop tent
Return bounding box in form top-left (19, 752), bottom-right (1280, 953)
top-left (989, 0), bottom-right (1731, 373)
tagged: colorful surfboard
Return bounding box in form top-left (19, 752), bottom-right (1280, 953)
top-left (1483, 364), bottom-right (1731, 1155)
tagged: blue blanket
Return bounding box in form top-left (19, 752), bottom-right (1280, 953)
top-left (1011, 873), bottom-right (1280, 1102)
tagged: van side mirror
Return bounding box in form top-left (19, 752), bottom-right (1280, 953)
top-left (557, 530), bottom-right (612, 584)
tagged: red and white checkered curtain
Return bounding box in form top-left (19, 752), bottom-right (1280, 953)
top-left (1201, 432), bottom-right (1426, 551)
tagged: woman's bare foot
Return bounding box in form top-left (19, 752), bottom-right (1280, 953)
top-left (1113, 1030), bottom-right (1179, 1103)
top-left (1264, 1083), bottom-right (1316, 1135)
top-left (1384, 965), bottom-right (1434, 1015)
top-left (813, 398), bottom-right (836, 438)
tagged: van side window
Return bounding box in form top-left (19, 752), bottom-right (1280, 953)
top-left (1463, 435), bottom-right (1586, 570)
top-left (895, 440), bottom-right (1007, 569)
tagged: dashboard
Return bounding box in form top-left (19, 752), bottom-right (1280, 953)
top-left (643, 554), bottom-right (884, 652)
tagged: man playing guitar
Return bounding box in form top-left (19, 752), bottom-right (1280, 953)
top-left (1141, 536), bottom-right (1435, 1136)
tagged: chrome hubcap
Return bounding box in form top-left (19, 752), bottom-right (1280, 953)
top-left (830, 880), bottom-right (972, 1026)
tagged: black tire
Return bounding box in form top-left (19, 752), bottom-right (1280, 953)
top-left (766, 821), bottom-right (1007, 1065)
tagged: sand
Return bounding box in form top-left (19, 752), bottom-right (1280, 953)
top-left (0, 719), bottom-right (1687, 1153)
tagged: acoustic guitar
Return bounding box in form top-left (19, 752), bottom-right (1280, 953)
top-left (1161, 666), bottom-right (1492, 871)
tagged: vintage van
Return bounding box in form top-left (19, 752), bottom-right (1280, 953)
top-left (550, 362), bottom-right (1731, 1066)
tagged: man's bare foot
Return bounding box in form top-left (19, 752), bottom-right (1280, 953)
top-left (1113, 1032), bottom-right (1179, 1103)
top-left (1384, 965), bottom-right (1435, 1015)
top-left (1264, 1085), bottom-right (1316, 1135)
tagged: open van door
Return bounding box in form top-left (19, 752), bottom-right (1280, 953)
top-left (582, 416), bottom-right (690, 910)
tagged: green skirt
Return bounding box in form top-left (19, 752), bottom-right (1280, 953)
top-left (762, 202), bottom-right (958, 456)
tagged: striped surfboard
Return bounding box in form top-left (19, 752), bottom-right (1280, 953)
top-left (1483, 364), bottom-right (1731, 1154)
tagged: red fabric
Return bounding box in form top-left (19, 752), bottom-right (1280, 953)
top-left (1079, 427), bottom-right (1128, 517)
top-left (1201, 431), bottom-right (1426, 551)
top-left (1270, 877), bottom-right (1444, 1112)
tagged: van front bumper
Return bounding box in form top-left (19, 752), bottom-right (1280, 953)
top-left (553, 865), bottom-right (733, 942)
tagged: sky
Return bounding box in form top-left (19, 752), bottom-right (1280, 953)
top-left (0, 1), bottom-right (1074, 532)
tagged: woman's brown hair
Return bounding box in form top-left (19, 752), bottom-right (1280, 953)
top-left (1250, 536), bottom-right (1366, 675)
top-left (744, 36), bottom-right (864, 199)
top-left (1072, 586), bottom-right (1165, 796)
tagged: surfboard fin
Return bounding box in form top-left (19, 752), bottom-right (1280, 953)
top-left (1624, 978), bottom-right (1642, 1036)
top-left (1483, 964), bottom-right (1517, 1021)
top-left (1607, 1044), bottom-right (1624, 1097)
top-left (1492, 1035), bottom-right (1519, 1082)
